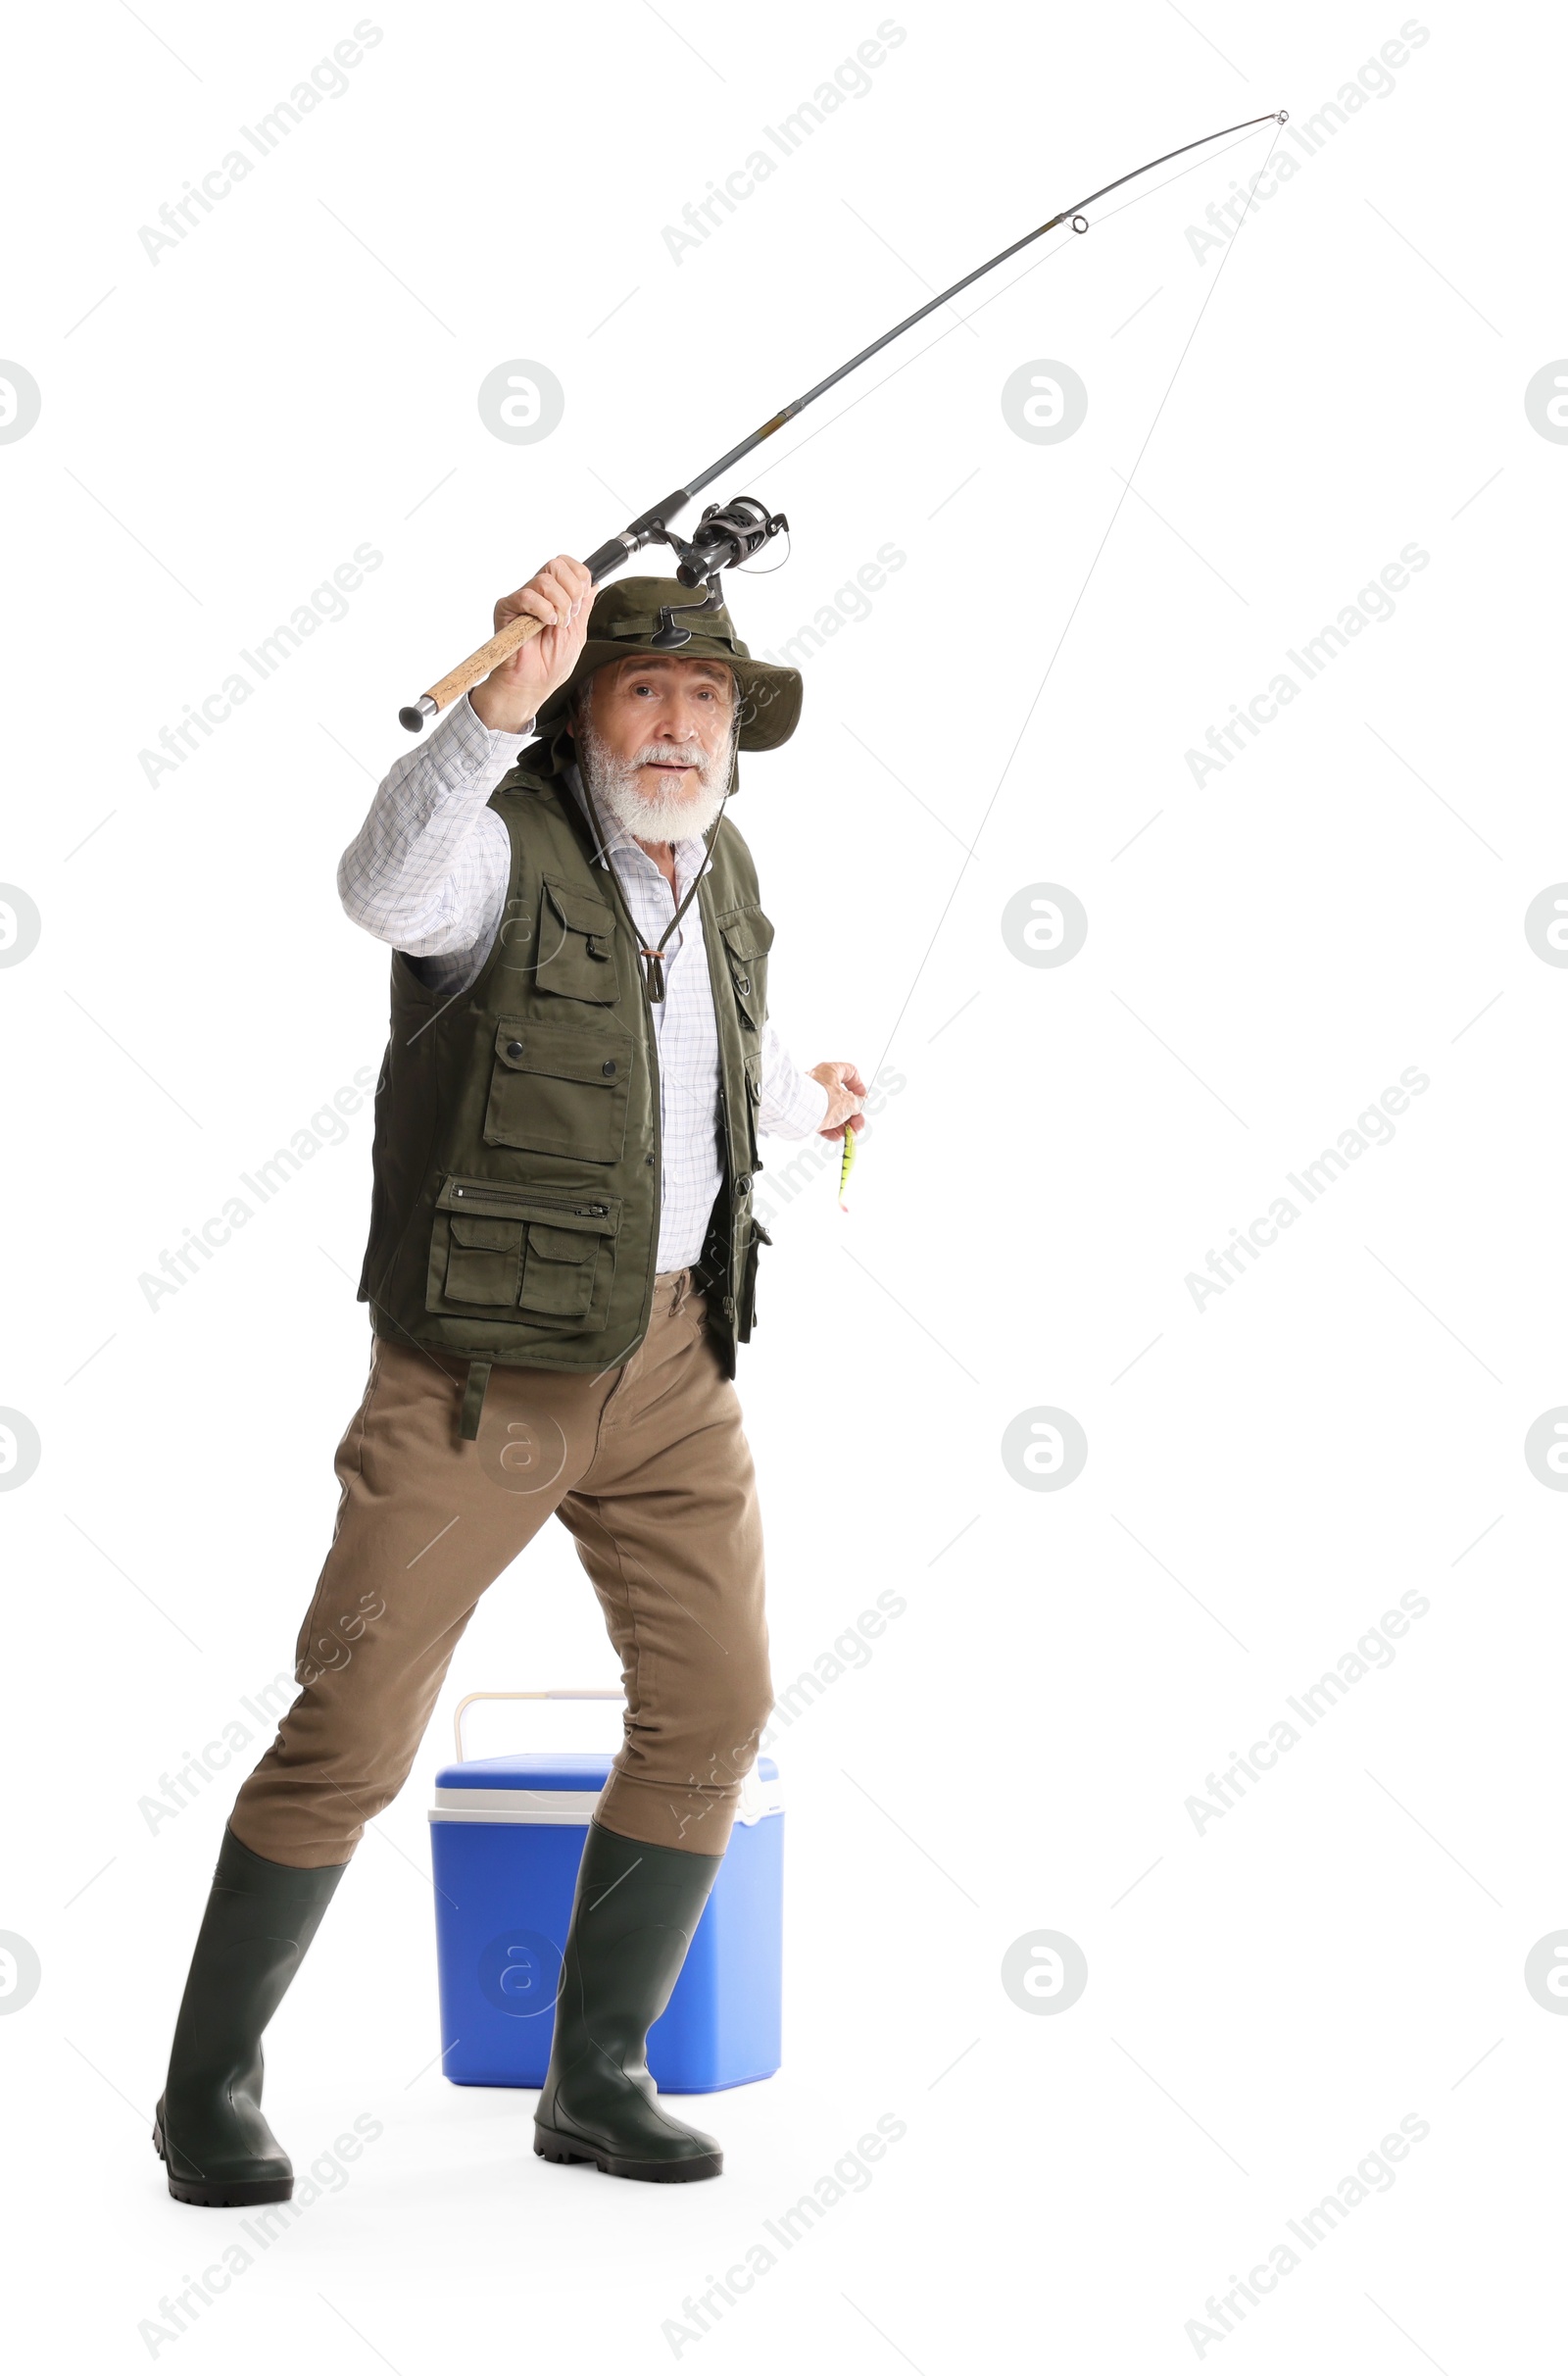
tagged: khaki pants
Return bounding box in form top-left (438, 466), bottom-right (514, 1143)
top-left (230, 1271), bottom-right (772, 1868)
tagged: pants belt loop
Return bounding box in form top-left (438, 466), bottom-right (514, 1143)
top-left (670, 1267), bottom-right (689, 1316)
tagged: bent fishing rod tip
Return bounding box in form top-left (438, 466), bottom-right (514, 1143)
top-left (396, 107), bottom-right (1292, 731)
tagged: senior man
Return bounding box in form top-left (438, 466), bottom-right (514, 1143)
top-left (155, 557), bottom-right (864, 2202)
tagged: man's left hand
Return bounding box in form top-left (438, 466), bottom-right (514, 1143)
top-left (809, 1062), bottom-right (866, 1141)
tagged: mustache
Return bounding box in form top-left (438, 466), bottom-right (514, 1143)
top-left (632, 742), bottom-right (706, 768)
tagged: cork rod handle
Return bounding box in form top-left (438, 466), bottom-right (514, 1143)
top-left (398, 609), bottom-right (548, 734)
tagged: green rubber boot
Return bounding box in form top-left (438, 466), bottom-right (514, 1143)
top-left (153, 1826), bottom-right (347, 2207)
top-left (535, 1821), bottom-right (725, 2183)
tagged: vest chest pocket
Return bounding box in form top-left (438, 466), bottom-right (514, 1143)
top-left (535, 876), bottom-right (618, 1003)
top-left (716, 905), bottom-right (774, 1030)
top-left (484, 1016), bottom-right (633, 1163)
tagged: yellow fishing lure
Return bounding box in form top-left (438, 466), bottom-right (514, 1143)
top-left (838, 1125), bottom-right (858, 1212)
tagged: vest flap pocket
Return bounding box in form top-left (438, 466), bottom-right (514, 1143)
top-left (492, 1020), bottom-right (627, 1087)
top-left (718, 909), bottom-right (775, 962)
top-left (450, 1214), bottom-right (521, 1251)
top-left (442, 1214), bottom-right (523, 1307)
top-left (485, 1017), bottom-right (633, 1163)
top-left (537, 876), bottom-right (618, 1004)
top-left (520, 1220), bottom-right (600, 1315)
top-left (715, 905), bottom-right (773, 1029)
top-left (528, 1222), bottom-right (596, 1262)
top-left (544, 877), bottom-right (617, 942)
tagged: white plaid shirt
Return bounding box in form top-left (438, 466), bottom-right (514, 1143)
top-left (337, 694), bottom-right (828, 1269)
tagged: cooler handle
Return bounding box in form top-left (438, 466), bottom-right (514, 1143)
top-left (452, 1687), bottom-right (623, 1763)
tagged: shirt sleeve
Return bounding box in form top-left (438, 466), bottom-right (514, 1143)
top-left (336, 693), bottom-right (531, 957)
top-left (758, 1021), bottom-right (830, 1139)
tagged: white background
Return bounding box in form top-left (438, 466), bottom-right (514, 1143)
top-left (2, 1), bottom-right (1563, 2367)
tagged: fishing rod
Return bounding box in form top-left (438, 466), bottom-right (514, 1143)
top-left (398, 107), bottom-right (1285, 733)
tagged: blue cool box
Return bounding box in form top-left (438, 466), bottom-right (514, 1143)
top-left (428, 1753), bottom-right (783, 2093)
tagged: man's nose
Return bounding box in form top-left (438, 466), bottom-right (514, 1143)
top-left (653, 697), bottom-right (711, 749)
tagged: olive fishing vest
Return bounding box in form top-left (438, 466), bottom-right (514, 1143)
top-left (356, 743), bottom-right (773, 1430)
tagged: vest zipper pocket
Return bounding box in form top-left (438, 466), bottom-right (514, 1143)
top-left (437, 1176), bottom-right (621, 1231)
top-left (427, 1175), bottom-right (622, 1326)
top-left (451, 1185), bottom-right (610, 1220)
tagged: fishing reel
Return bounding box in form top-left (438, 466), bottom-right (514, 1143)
top-left (644, 495), bottom-right (788, 647)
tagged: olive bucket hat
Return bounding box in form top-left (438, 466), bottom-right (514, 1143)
top-left (534, 575), bottom-right (803, 754)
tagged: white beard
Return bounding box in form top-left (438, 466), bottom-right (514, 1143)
top-left (579, 719), bottom-right (732, 846)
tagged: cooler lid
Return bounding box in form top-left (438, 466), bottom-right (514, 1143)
top-left (428, 1753), bottom-right (782, 1824)
top-left (434, 1752), bottom-right (616, 1792)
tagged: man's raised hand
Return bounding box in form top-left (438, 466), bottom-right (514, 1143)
top-left (468, 556), bottom-right (593, 734)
